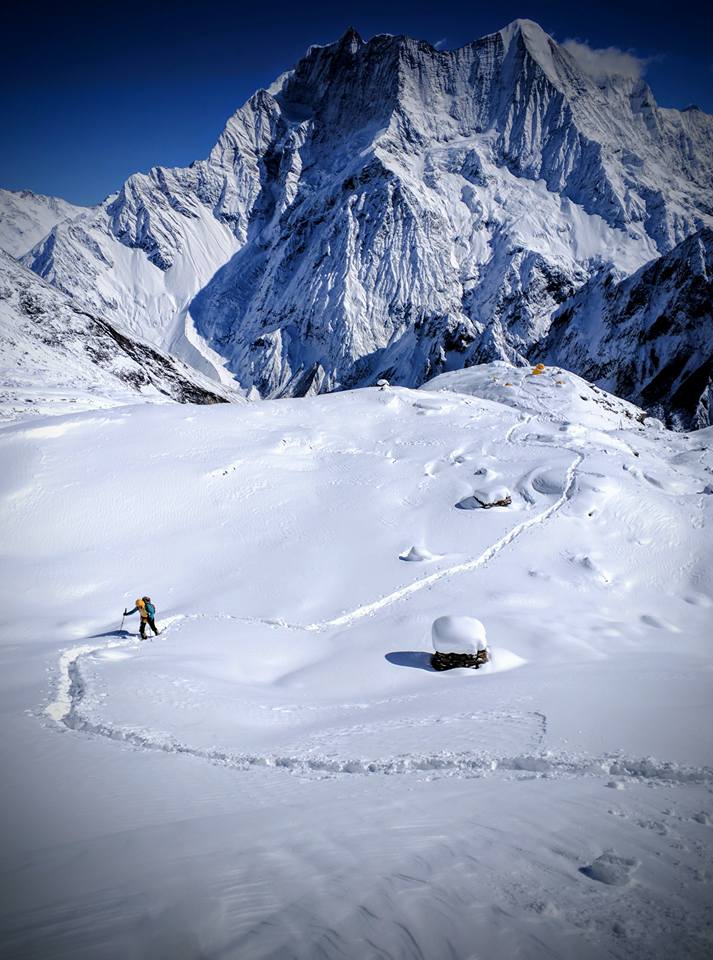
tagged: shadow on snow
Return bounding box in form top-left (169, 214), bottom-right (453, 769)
top-left (385, 651), bottom-right (435, 671)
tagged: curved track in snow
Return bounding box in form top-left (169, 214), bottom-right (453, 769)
top-left (45, 411), bottom-right (596, 779)
top-left (49, 649), bottom-right (713, 784)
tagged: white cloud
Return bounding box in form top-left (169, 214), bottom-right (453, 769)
top-left (562, 39), bottom-right (649, 80)
top-left (433, 38), bottom-right (447, 51)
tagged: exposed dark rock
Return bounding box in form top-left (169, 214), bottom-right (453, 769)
top-left (431, 650), bottom-right (489, 671)
top-left (541, 228), bottom-right (713, 429)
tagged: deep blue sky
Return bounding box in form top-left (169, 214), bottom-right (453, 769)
top-left (2, 0), bottom-right (711, 205)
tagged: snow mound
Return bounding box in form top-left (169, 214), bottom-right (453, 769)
top-left (426, 362), bottom-right (647, 431)
top-left (432, 616), bottom-right (488, 655)
top-left (473, 484), bottom-right (512, 508)
top-left (456, 483), bottom-right (512, 510)
top-left (400, 545), bottom-right (436, 562)
top-left (580, 851), bottom-right (639, 886)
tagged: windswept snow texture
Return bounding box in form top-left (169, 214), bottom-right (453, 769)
top-left (1, 365), bottom-right (712, 959)
top-left (0, 188), bottom-right (86, 258)
top-left (542, 227), bottom-right (713, 430)
top-left (15, 21), bottom-right (713, 405)
top-left (0, 250), bottom-right (235, 420)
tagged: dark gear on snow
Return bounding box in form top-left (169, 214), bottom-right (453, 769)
top-left (430, 649), bottom-right (489, 671)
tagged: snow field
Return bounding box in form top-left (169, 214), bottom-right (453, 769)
top-left (1, 365), bottom-right (712, 958)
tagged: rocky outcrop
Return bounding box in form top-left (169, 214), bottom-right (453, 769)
top-left (431, 650), bottom-right (489, 671)
top-left (541, 228), bottom-right (713, 428)
top-left (0, 251), bottom-right (236, 417)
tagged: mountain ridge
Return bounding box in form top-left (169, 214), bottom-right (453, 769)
top-left (2, 20), bottom-right (711, 420)
top-left (0, 250), bottom-right (236, 420)
top-left (542, 226), bottom-right (713, 428)
top-left (0, 188), bottom-right (88, 259)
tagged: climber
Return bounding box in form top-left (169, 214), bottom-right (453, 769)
top-left (124, 596), bottom-right (159, 639)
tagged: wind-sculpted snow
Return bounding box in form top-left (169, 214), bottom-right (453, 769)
top-left (2, 365), bottom-right (713, 959)
top-left (14, 20), bottom-right (713, 409)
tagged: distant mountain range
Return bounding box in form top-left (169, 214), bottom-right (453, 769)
top-left (1, 20), bottom-right (711, 426)
top-left (0, 189), bottom-right (86, 260)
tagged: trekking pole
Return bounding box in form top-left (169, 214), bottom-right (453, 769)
top-left (120, 610), bottom-right (125, 633)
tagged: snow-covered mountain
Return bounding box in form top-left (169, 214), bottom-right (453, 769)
top-left (542, 227), bottom-right (713, 429)
top-left (0, 188), bottom-right (87, 258)
top-left (11, 20), bottom-right (713, 408)
top-left (0, 250), bottom-right (235, 420)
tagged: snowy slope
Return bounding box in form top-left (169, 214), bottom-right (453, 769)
top-left (0, 188), bottom-right (87, 258)
top-left (18, 21), bottom-right (713, 401)
top-left (0, 250), bottom-right (236, 420)
top-left (1, 364), bottom-right (711, 958)
top-left (23, 189), bottom-right (243, 382)
top-left (542, 227), bottom-right (713, 429)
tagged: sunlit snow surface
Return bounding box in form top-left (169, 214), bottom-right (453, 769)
top-left (1, 364), bottom-right (712, 959)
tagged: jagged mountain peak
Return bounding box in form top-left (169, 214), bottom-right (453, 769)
top-left (498, 18), bottom-right (555, 55)
top-left (8, 20), bottom-right (713, 423)
top-left (337, 25), bottom-right (364, 51)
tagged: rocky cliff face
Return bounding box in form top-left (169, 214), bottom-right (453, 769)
top-left (0, 251), bottom-right (235, 419)
top-left (541, 228), bottom-right (713, 429)
top-left (7, 20), bottom-right (713, 412)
